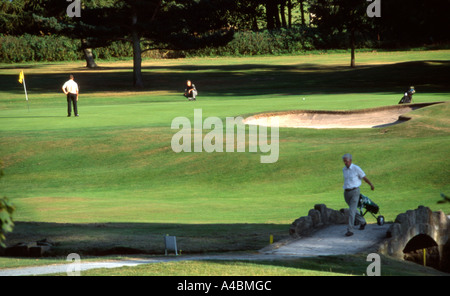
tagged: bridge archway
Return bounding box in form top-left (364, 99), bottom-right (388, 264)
top-left (379, 206), bottom-right (450, 272)
top-left (441, 239), bottom-right (450, 272)
top-left (403, 234), bottom-right (440, 269)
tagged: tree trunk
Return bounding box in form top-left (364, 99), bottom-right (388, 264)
top-left (252, 16), bottom-right (259, 31)
top-left (274, 3), bottom-right (281, 28)
top-left (131, 12), bottom-right (144, 88)
top-left (266, 1), bottom-right (276, 30)
top-left (132, 30), bottom-right (144, 88)
top-left (280, 1), bottom-right (287, 28)
top-left (81, 39), bottom-right (97, 68)
top-left (350, 28), bottom-right (356, 68)
top-left (287, 0), bottom-right (292, 28)
top-left (299, 1), bottom-right (305, 26)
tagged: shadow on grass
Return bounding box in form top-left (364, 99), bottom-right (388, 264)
top-left (3, 221), bottom-right (289, 257)
top-left (1, 60), bottom-right (449, 97)
top-left (202, 253), bottom-right (449, 276)
top-left (0, 116), bottom-right (65, 119)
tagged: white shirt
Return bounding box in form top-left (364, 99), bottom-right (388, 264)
top-left (62, 79), bottom-right (79, 94)
top-left (343, 163), bottom-right (366, 189)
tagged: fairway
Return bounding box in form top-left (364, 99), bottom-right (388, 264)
top-left (0, 51), bottom-right (449, 253)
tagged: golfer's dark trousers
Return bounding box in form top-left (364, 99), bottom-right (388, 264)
top-left (67, 93), bottom-right (78, 116)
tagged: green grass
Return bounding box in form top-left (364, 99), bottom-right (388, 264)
top-left (41, 254), bottom-right (447, 276)
top-left (1, 253), bottom-right (447, 276)
top-left (0, 50), bottom-right (449, 275)
top-left (86, 255), bottom-right (446, 276)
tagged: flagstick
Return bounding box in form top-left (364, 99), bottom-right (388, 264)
top-left (23, 77), bottom-right (29, 111)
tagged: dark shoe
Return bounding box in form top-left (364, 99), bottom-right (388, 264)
top-left (345, 231), bottom-right (354, 237)
top-left (67, 115), bottom-right (71, 117)
top-left (359, 223), bottom-right (367, 230)
top-left (75, 114), bottom-right (79, 117)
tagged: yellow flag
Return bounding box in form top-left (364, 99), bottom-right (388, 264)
top-left (18, 71), bottom-right (24, 84)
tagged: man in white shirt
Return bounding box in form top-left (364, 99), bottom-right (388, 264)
top-left (342, 153), bottom-right (374, 237)
top-left (62, 74), bottom-right (79, 117)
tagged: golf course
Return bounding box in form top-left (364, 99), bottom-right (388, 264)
top-left (0, 50), bottom-right (449, 275)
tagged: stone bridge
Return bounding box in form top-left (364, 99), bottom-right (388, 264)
top-left (379, 206), bottom-right (450, 272)
top-left (289, 204), bottom-right (450, 272)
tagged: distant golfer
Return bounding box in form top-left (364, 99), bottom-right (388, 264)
top-left (62, 74), bottom-right (79, 117)
top-left (398, 86), bottom-right (415, 104)
top-left (184, 80), bottom-right (197, 101)
top-left (342, 153), bottom-right (374, 237)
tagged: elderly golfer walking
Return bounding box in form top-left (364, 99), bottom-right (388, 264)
top-left (342, 153), bottom-right (374, 237)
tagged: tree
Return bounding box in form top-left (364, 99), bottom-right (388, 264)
top-left (0, 0), bottom-right (49, 35)
top-left (225, 0), bottom-right (264, 31)
top-left (71, 0), bottom-right (234, 87)
top-left (309, 0), bottom-right (376, 67)
top-left (0, 163), bottom-right (15, 248)
top-left (24, 0), bottom-right (234, 87)
top-left (377, 0), bottom-right (450, 46)
top-left (0, 197), bottom-right (14, 248)
top-left (0, 0), bottom-right (23, 34)
top-left (1, 0), bottom-right (101, 67)
top-left (264, 0), bottom-right (299, 30)
top-left (298, 0), bottom-right (306, 26)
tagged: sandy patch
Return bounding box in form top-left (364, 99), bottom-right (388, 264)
top-left (243, 102), bottom-right (442, 129)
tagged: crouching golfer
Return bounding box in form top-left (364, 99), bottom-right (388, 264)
top-left (62, 74), bottom-right (79, 117)
top-left (184, 80), bottom-right (197, 101)
top-left (342, 153), bottom-right (374, 237)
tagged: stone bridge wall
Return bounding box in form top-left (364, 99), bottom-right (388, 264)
top-left (289, 204), bottom-right (349, 237)
top-left (290, 204), bottom-right (450, 271)
top-left (378, 205), bottom-right (450, 271)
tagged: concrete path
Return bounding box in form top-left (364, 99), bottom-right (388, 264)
top-left (0, 259), bottom-right (156, 276)
top-left (265, 223), bottom-right (390, 257)
top-left (0, 254), bottom-right (295, 276)
top-left (0, 223), bottom-right (390, 276)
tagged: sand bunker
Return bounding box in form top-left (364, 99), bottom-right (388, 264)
top-left (243, 102), bottom-right (441, 129)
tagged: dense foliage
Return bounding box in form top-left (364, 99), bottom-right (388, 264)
top-left (0, 164), bottom-right (15, 248)
top-left (1, 0), bottom-right (449, 68)
top-left (1, 28), bottom-right (318, 62)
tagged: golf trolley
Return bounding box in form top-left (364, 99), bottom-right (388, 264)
top-left (358, 194), bottom-right (385, 226)
top-left (398, 86), bottom-right (415, 104)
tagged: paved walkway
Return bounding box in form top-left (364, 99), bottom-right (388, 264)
top-left (0, 223), bottom-right (390, 276)
top-left (0, 254), bottom-right (296, 276)
top-left (266, 223), bottom-right (390, 256)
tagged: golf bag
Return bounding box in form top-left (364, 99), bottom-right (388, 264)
top-left (398, 87), bottom-right (415, 104)
top-left (358, 193), bottom-right (385, 226)
top-left (398, 94), bottom-right (412, 104)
